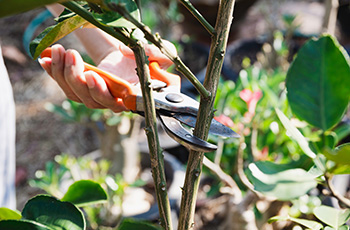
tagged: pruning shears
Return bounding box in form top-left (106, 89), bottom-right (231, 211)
top-left (41, 48), bottom-right (239, 152)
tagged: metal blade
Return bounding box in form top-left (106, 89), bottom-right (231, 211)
top-left (157, 114), bottom-right (217, 153)
top-left (173, 113), bottom-right (240, 138)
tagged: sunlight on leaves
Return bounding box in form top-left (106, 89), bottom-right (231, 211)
top-left (246, 161), bottom-right (317, 200)
top-left (268, 216), bottom-right (323, 230)
top-left (286, 35), bottom-right (350, 131)
top-left (30, 15), bottom-right (89, 59)
top-left (313, 205), bottom-right (350, 228)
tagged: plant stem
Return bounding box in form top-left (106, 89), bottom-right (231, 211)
top-left (325, 173), bottom-right (350, 208)
top-left (203, 156), bottom-right (242, 199)
top-left (177, 0), bottom-right (237, 229)
top-left (322, 0), bottom-right (339, 35)
top-left (107, 3), bottom-right (210, 100)
top-left (132, 43), bottom-right (173, 229)
top-left (61, 1), bottom-right (134, 47)
top-left (61, 2), bottom-right (173, 228)
top-left (179, 0), bottom-right (215, 36)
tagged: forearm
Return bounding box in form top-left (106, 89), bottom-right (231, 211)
top-left (46, 4), bottom-right (122, 65)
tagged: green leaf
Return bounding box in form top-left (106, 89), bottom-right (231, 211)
top-left (22, 195), bottom-right (86, 230)
top-left (0, 0), bottom-right (63, 18)
top-left (323, 143), bottom-right (350, 165)
top-left (325, 226), bottom-right (350, 230)
top-left (118, 219), bottom-right (162, 230)
top-left (275, 108), bottom-right (316, 158)
top-left (268, 216), bottom-right (323, 230)
top-left (333, 122), bottom-right (350, 143)
top-left (61, 180), bottom-right (108, 207)
top-left (246, 161), bottom-right (317, 201)
top-left (0, 208), bottom-right (21, 221)
top-left (0, 219), bottom-right (51, 230)
top-left (313, 205), bottom-right (350, 228)
top-left (286, 35), bottom-right (350, 131)
top-left (331, 164), bottom-right (350, 175)
top-left (30, 15), bottom-right (89, 59)
top-left (93, 0), bottom-right (140, 28)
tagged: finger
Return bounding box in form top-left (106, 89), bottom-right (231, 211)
top-left (64, 49), bottom-right (105, 109)
top-left (85, 71), bottom-right (128, 113)
top-left (51, 44), bottom-right (65, 81)
top-left (42, 45), bottom-right (82, 102)
top-left (38, 57), bottom-right (52, 76)
top-left (144, 40), bottom-right (176, 69)
top-left (119, 41), bottom-right (176, 69)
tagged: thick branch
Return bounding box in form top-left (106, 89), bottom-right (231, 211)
top-left (177, 0), bottom-right (237, 229)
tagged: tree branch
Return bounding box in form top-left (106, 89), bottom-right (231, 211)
top-left (60, 3), bottom-right (173, 228)
top-left (179, 0), bottom-right (215, 36)
top-left (106, 2), bottom-right (210, 100)
top-left (177, 0), bottom-right (237, 229)
top-left (322, 0), bottom-right (339, 35)
top-left (325, 174), bottom-right (350, 208)
top-left (132, 43), bottom-right (173, 229)
top-left (61, 1), bottom-right (134, 46)
top-left (203, 156), bottom-right (242, 199)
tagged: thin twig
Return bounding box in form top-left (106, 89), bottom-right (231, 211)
top-left (237, 136), bottom-right (255, 192)
top-left (250, 124), bottom-right (259, 160)
top-left (203, 156), bottom-right (242, 199)
top-left (61, 1), bottom-right (134, 46)
top-left (214, 138), bottom-right (224, 165)
top-left (325, 174), bottom-right (350, 208)
top-left (237, 135), bottom-right (264, 199)
top-left (179, 0), bottom-right (215, 36)
top-left (322, 0), bottom-right (339, 35)
top-left (132, 43), bottom-right (173, 229)
top-left (106, 2), bottom-right (210, 100)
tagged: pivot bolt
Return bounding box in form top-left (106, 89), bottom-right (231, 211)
top-left (165, 93), bottom-right (184, 103)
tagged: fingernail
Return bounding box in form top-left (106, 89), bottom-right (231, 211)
top-left (38, 58), bottom-right (47, 70)
top-left (86, 73), bottom-right (95, 89)
top-left (38, 58), bottom-right (44, 65)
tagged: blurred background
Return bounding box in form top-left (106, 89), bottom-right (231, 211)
top-left (1, 0), bottom-right (350, 229)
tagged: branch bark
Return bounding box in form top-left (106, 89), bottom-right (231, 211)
top-left (131, 42), bottom-right (173, 230)
top-left (60, 3), bottom-right (173, 228)
top-left (177, 0), bottom-right (237, 229)
top-left (106, 3), bottom-right (210, 100)
top-left (179, 0), bottom-right (215, 36)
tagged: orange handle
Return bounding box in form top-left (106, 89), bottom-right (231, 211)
top-left (149, 61), bottom-right (181, 87)
top-left (40, 48), bottom-right (137, 110)
top-left (40, 48), bottom-right (182, 110)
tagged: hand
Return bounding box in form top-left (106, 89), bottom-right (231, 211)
top-left (39, 42), bottom-right (175, 113)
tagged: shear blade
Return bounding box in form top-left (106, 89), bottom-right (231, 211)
top-left (173, 114), bottom-right (240, 138)
top-left (157, 114), bottom-right (217, 153)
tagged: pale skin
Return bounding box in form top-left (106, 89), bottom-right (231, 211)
top-left (39, 5), bottom-right (176, 113)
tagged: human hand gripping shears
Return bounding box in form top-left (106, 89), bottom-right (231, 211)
top-left (41, 48), bottom-right (239, 152)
